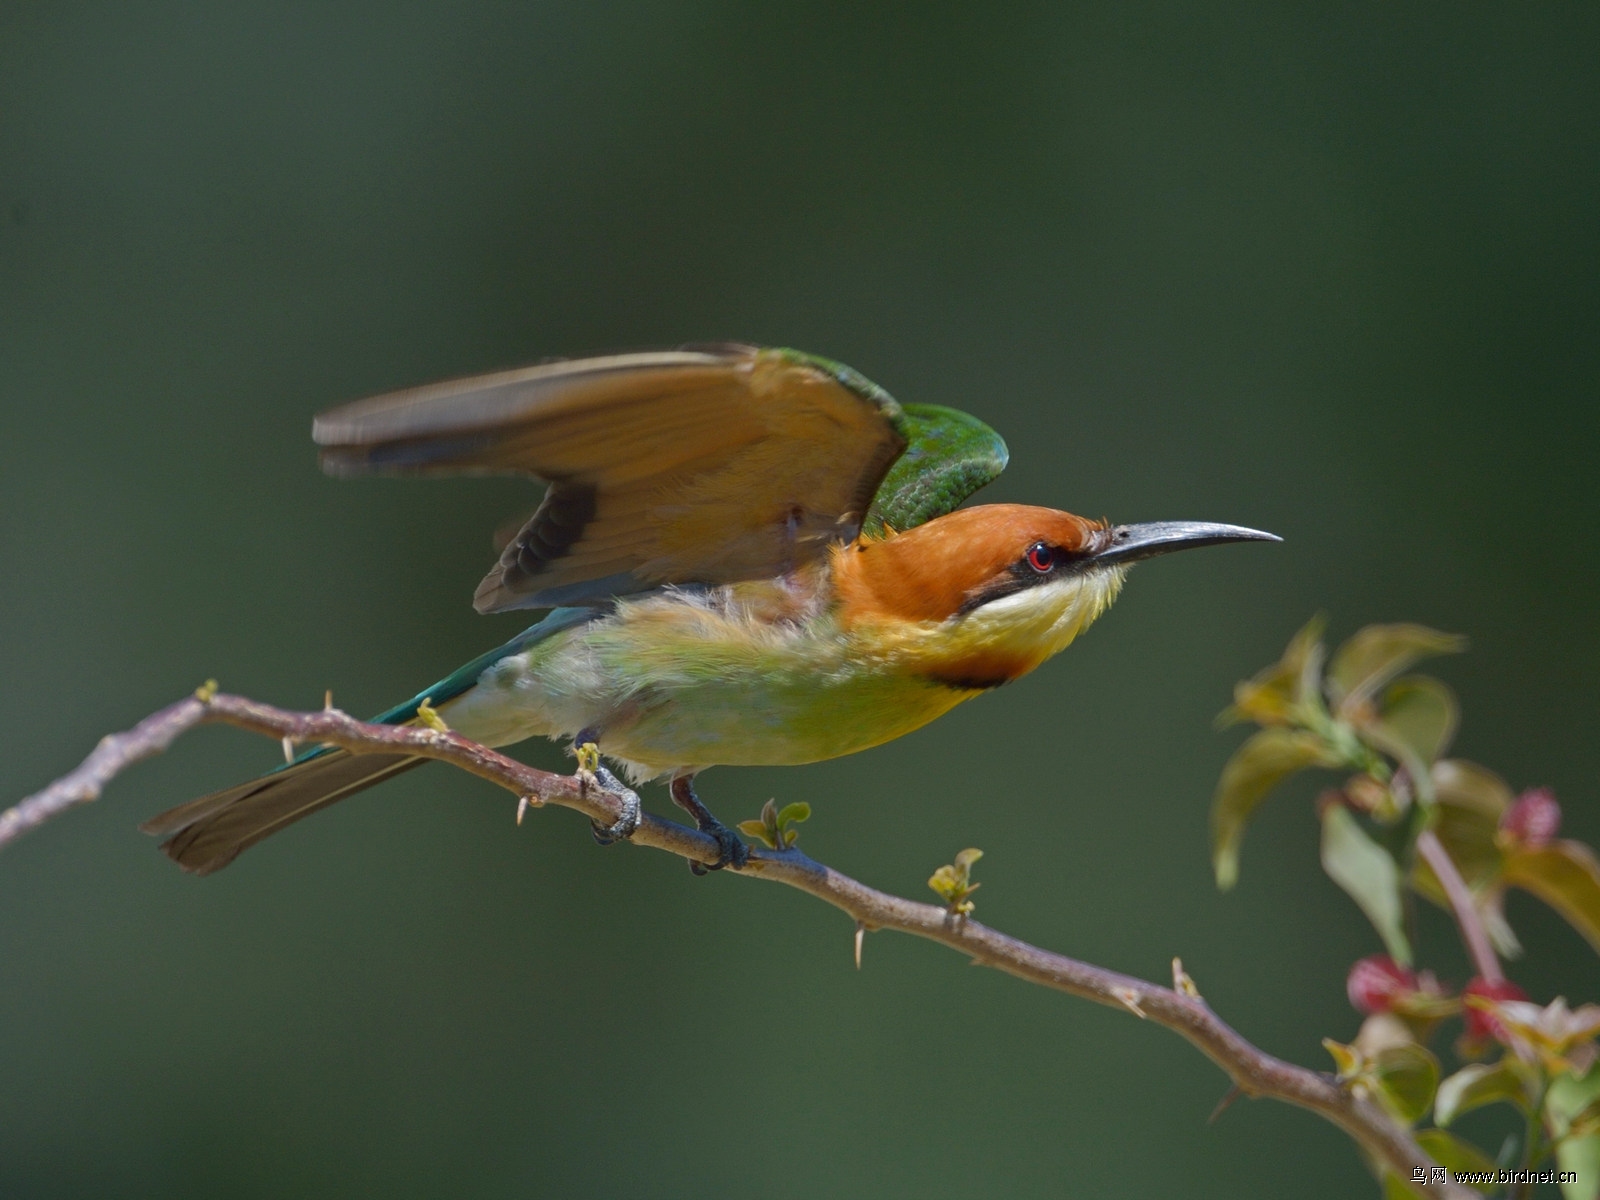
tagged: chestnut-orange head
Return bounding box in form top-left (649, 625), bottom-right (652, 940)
top-left (834, 503), bottom-right (1279, 685)
top-left (837, 503), bottom-right (1277, 623)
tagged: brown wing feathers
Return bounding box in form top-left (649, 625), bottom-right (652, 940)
top-left (312, 346), bottom-right (908, 612)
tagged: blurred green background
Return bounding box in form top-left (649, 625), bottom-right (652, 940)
top-left (3, 4), bottom-right (1597, 1197)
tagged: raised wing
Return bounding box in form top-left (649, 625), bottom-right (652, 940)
top-left (314, 346), bottom-right (910, 611)
top-left (860, 404), bottom-right (1009, 537)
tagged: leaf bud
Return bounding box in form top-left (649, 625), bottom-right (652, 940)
top-left (1347, 956), bottom-right (1416, 1015)
top-left (1342, 774), bottom-right (1390, 815)
top-left (1500, 787), bottom-right (1560, 848)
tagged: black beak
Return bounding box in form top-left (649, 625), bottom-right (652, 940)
top-left (1089, 521), bottom-right (1281, 567)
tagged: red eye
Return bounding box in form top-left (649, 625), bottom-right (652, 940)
top-left (1026, 542), bottom-right (1055, 573)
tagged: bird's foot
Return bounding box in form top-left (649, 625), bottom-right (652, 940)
top-left (670, 775), bottom-right (749, 874)
top-left (589, 790), bottom-right (640, 846)
top-left (688, 818), bottom-right (748, 875)
top-left (573, 741), bottom-right (640, 846)
top-left (588, 769), bottom-right (641, 845)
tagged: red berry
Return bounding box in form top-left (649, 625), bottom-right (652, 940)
top-left (1462, 977), bottom-right (1530, 1043)
top-left (1347, 956), bottom-right (1416, 1014)
top-left (1502, 788), bottom-right (1561, 847)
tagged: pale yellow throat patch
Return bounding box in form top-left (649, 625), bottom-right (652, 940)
top-left (888, 565), bottom-right (1129, 690)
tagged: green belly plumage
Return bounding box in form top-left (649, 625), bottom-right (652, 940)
top-left (594, 663), bottom-right (971, 772)
top-left (440, 592), bottom-right (975, 780)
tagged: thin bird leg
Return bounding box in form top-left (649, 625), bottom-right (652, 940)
top-left (670, 774), bottom-right (749, 874)
top-left (572, 731), bottom-right (640, 847)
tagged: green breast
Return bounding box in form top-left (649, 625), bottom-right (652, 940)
top-left (563, 605), bottom-right (976, 773)
top-left (605, 664), bottom-right (973, 772)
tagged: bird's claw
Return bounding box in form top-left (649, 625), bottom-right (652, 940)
top-left (668, 775), bottom-right (748, 874)
top-left (586, 764), bottom-right (641, 847)
top-left (589, 810), bottom-right (638, 847)
top-left (688, 818), bottom-right (750, 874)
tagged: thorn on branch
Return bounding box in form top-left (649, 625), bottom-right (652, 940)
top-left (1113, 986), bottom-right (1148, 1019)
top-left (855, 919), bottom-right (865, 969)
top-left (516, 794), bottom-right (544, 825)
top-left (1173, 957), bottom-right (1202, 999)
top-left (281, 736), bottom-right (296, 765)
top-left (1209, 1084), bottom-right (1244, 1124)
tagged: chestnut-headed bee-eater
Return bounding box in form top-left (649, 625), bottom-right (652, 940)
top-left (145, 345), bottom-right (1278, 874)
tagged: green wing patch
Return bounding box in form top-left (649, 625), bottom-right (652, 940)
top-left (862, 404), bottom-right (1009, 535)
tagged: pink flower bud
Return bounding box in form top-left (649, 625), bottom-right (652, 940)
top-left (1502, 788), bottom-right (1560, 847)
top-left (1347, 956), bottom-right (1417, 1015)
top-left (1463, 977), bottom-right (1529, 1043)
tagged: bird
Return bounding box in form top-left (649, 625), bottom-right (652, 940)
top-left (143, 344), bottom-right (1279, 875)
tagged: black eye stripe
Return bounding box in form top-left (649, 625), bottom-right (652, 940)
top-left (954, 542), bottom-right (1076, 617)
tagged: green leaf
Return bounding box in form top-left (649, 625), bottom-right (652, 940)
top-left (1414, 762), bottom-right (1514, 936)
top-left (1434, 1060), bottom-right (1530, 1126)
top-left (1372, 1042), bottom-right (1440, 1125)
top-left (1550, 1068), bottom-right (1600, 1200)
top-left (1322, 802), bottom-right (1413, 965)
top-left (1426, 759), bottom-right (1512, 888)
top-left (736, 819), bottom-right (775, 849)
top-left (1563, 1093), bottom-right (1600, 1142)
top-left (1433, 759), bottom-right (1514, 819)
top-left (1212, 728), bottom-right (1338, 889)
top-left (1414, 1129), bottom-right (1499, 1190)
top-left (1219, 614), bottom-right (1326, 727)
top-left (1560, 1136), bottom-right (1600, 1200)
top-left (1503, 841), bottom-right (1600, 957)
top-left (1369, 676), bottom-right (1459, 765)
top-left (776, 801), bottom-right (811, 827)
top-left (1326, 624), bottom-right (1466, 713)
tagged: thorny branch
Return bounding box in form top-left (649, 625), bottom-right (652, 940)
top-left (2, 690), bottom-right (1473, 1199)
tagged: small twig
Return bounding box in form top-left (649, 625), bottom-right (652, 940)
top-left (1415, 828), bottom-right (1503, 984)
top-left (1, 692), bottom-right (1474, 1200)
top-left (0, 696), bottom-right (212, 848)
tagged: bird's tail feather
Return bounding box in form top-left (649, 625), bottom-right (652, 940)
top-left (143, 606), bottom-right (603, 876)
top-left (140, 751), bottom-right (423, 875)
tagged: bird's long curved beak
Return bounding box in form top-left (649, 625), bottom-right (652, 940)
top-left (1090, 521), bottom-right (1281, 566)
